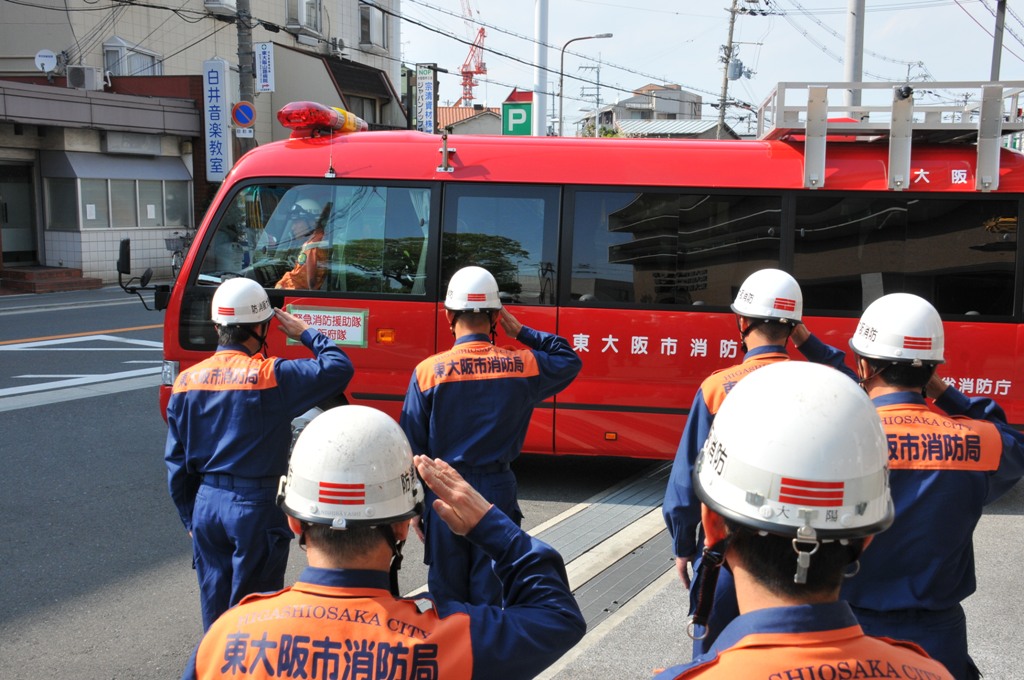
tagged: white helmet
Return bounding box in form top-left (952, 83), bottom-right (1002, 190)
top-left (730, 268), bottom-right (803, 324)
top-left (289, 198), bottom-right (321, 223)
top-left (445, 266), bottom-right (502, 312)
top-left (211, 278), bottom-right (273, 325)
top-left (694, 361), bottom-right (893, 542)
top-left (850, 293), bottom-right (944, 366)
top-left (279, 405), bottom-right (423, 529)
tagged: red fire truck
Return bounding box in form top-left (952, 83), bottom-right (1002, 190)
top-left (124, 82), bottom-right (1024, 459)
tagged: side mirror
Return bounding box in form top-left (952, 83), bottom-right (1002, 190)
top-left (154, 284), bottom-right (171, 311)
top-left (117, 238), bottom-right (132, 276)
top-left (117, 238), bottom-right (158, 311)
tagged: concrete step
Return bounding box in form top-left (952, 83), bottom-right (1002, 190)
top-left (0, 266), bottom-right (103, 293)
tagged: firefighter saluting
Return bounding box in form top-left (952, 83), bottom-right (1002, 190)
top-left (183, 405), bottom-right (586, 679)
top-left (655, 361), bottom-right (952, 679)
top-left (834, 293), bottom-right (1024, 680)
top-left (662, 268), bottom-right (852, 653)
top-left (400, 266), bottom-right (582, 607)
top-left (165, 278), bottom-right (354, 630)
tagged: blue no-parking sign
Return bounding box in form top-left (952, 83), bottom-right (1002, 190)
top-left (232, 101), bottom-right (256, 128)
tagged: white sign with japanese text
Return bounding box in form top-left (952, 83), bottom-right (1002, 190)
top-left (202, 58), bottom-right (233, 182)
top-left (416, 64), bottom-right (436, 134)
top-left (287, 306), bottom-right (368, 348)
top-left (255, 42), bottom-right (275, 93)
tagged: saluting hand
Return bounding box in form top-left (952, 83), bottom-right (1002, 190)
top-left (273, 308), bottom-right (311, 341)
top-left (414, 455), bottom-right (493, 536)
top-left (789, 322), bottom-right (810, 348)
top-left (498, 308), bottom-right (523, 339)
top-left (925, 373), bottom-right (950, 400)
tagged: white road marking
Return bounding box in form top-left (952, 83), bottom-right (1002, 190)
top-left (0, 367), bottom-right (162, 398)
top-left (0, 374), bottom-right (161, 413)
top-left (0, 334), bottom-right (165, 411)
top-left (0, 296), bottom-right (140, 316)
top-left (0, 335), bottom-right (162, 351)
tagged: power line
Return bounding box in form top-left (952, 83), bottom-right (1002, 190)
top-left (773, 0), bottom-right (921, 81)
top-left (778, 0), bottom-right (924, 67)
top-left (399, 0), bottom-right (746, 107)
top-left (978, 0), bottom-right (1024, 51)
top-left (954, 0), bottom-right (1024, 63)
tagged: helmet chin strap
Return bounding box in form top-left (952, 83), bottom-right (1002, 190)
top-left (244, 322), bottom-right (270, 357)
top-left (736, 317), bottom-right (762, 354)
top-left (855, 357), bottom-right (887, 389)
top-left (737, 317), bottom-right (794, 354)
top-left (687, 535), bottom-right (731, 641)
top-left (378, 525), bottom-right (405, 596)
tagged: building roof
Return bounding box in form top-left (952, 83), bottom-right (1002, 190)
top-left (616, 118), bottom-right (737, 138)
top-left (436, 105), bottom-right (500, 130)
top-left (321, 58), bottom-right (390, 99)
top-left (505, 87), bottom-right (533, 103)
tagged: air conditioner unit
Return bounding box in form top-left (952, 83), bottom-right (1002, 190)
top-left (204, 0), bottom-right (236, 16)
top-left (66, 65), bottom-right (104, 91)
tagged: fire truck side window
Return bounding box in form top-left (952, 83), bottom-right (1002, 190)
top-left (794, 196), bottom-right (1018, 318)
top-left (195, 183), bottom-right (431, 296)
top-left (441, 184), bottom-right (560, 305)
top-left (569, 189), bottom-right (783, 306)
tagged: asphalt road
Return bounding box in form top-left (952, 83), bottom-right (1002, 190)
top-left (0, 287), bottom-right (656, 678)
top-left (543, 480), bottom-right (1024, 679)
top-left (1, 286), bottom-right (1022, 679)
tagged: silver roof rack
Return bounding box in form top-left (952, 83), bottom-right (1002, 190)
top-left (756, 81), bottom-right (1024, 192)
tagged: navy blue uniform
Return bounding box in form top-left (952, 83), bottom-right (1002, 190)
top-left (654, 602), bottom-right (951, 679)
top-left (182, 506), bottom-right (586, 680)
top-left (841, 389), bottom-right (1024, 680)
top-left (165, 329), bottom-right (353, 629)
top-left (400, 328), bottom-right (581, 606)
top-left (663, 335), bottom-right (853, 654)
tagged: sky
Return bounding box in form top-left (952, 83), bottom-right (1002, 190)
top-left (397, 0), bottom-right (1024, 134)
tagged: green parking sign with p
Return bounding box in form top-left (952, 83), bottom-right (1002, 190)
top-left (502, 102), bottom-right (532, 135)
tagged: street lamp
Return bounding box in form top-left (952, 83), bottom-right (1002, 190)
top-left (558, 33), bottom-right (612, 137)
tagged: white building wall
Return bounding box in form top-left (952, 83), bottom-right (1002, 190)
top-left (0, 0), bottom-right (404, 99)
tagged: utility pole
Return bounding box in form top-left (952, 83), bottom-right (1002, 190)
top-left (579, 62), bottom-right (603, 136)
top-left (236, 0), bottom-right (257, 154)
top-left (532, 0), bottom-right (549, 136)
top-left (991, 0), bottom-right (1006, 80)
top-left (717, 0), bottom-right (740, 140)
top-left (843, 0), bottom-right (865, 117)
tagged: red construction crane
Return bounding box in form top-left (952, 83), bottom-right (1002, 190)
top-left (457, 1), bottom-right (486, 107)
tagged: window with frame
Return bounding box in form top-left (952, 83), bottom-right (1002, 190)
top-left (570, 189), bottom-right (782, 306)
top-left (111, 180), bottom-right (138, 228)
top-left (196, 183), bottom-right (431, 295)
top-left (345, 96), bottom-right (377, 125)
top-left (794, 195), bottom-right (1018, 317)
top-left (359, 5), bottom-right (387, 49)
top-left (44, 178), bottom-right (192, 230)
top-left (104, 37), bottom-right (162, 76)
top-left (287, 0), bottom-right (322, 34)
top-left (45, 178), bottom-right (78, 231)
top-left (80, 179), bottom-right (110, 228)
top-left (441, 184), bottom-right (560, 305)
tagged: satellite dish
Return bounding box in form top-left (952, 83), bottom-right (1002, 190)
top-left (35, 49), bottom-right (58, 73)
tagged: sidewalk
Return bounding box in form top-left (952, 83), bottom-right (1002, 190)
top-left (545, 482), bottom-right (1024, 679)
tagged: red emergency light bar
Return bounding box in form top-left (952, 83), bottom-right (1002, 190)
top-left (276, 101), bottom-right (368, 136)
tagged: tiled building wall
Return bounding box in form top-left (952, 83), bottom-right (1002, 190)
top-left (45, 228), bottom-right (187, 282)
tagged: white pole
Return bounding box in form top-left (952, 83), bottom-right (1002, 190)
top-left (843, 0), bottom-right (865, 114)
top-left (992, 0), bottom-right (1006, 80)
top-left (533, 0), bottom-right (549, 135)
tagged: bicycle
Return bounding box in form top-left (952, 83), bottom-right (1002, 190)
top-left (165, 228), bottom-right (197, 280)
